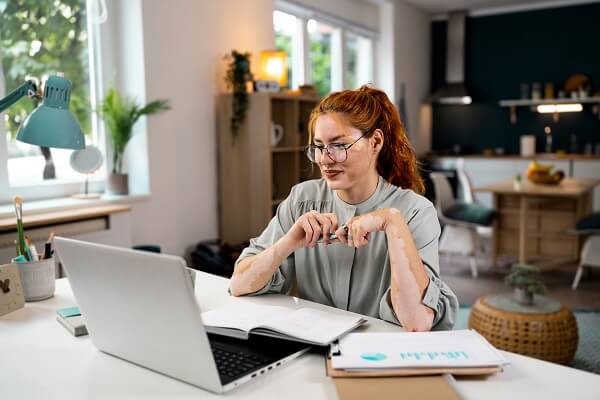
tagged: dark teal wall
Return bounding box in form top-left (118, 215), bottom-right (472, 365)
top-left (431, 3), bottom-right (600, 155)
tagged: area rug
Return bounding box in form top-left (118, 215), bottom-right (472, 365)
top-left (455, 306), bottom-right (600, 375)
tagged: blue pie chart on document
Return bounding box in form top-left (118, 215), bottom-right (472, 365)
top-left (361, 353), bottom-right (387, 361)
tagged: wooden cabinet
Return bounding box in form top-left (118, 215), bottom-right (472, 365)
top-left (573, 160), bottom-right (600, 211)
top-left (217, 93), bottom-right (320, 244)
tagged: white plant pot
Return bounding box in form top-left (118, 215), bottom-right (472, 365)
top-left (107, 173), bottom-right (129, 195)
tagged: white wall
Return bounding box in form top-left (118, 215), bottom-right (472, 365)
top-left (376, 1), bottom-right (396, 100)
top-left (127, 0), bottom-right (275, 257)
top-left (392, 0), bottom-right (431, 156)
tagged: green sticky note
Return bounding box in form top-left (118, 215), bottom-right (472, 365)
top-left (57, 306), bottom-right (81, 318)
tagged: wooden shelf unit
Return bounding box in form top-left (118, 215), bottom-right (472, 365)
top-left (218, 93), bottom-right (320, 244)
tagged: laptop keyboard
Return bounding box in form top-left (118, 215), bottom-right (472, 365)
top-left (212, 346), bottom-right (271, 379)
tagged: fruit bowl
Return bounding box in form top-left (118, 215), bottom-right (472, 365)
top-left (527, 172), bottom-right (564, 185)
top-left (526, 160), bottom-right (565, 185)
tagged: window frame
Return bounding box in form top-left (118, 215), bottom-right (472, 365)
top-left (274, 0), bottom-right (377, 92)
top-left (0, 0), bottom-right (107, 204)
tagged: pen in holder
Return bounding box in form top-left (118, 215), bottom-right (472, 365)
top-left (12, 256), bottom-right (56, 302)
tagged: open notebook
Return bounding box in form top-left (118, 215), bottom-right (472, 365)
top-left (201, 302), bottom-right (367, 346)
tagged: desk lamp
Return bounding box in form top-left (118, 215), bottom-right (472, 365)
top-left (0, 74), bottom-right (85, 149)
top-left (255, 50), bottom-right (287, 92)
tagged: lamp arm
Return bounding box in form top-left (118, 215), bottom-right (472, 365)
top-left (0, 80), bottom-right (39, 113)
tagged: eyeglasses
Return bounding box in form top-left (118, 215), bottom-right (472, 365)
top-left (305, 134), bottom-right (366, 164)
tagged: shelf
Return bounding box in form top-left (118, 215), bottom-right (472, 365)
top-left (218, 92), bottom-right (317, 244)
top-left (272, 146), bottom-right (305, 153)
top-left (499, 96), bottom-right (600, 124)
top-left (269, 92), bottom-right (320, 102)
top-left (499, 97), bottom-right (600, 107)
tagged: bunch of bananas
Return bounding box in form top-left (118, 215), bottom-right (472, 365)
top-left (526, 160), bottom-right (565, 185)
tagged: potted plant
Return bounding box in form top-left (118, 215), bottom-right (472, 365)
top-left (99, 88), bottom-right (170, 194)
top-left (224, 50), bottom-right (253, 138)
top-left (504, 263), bottom-right (547, 305)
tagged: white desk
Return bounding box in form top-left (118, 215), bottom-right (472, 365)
top-left (2, 272), bottom-right (599, 399)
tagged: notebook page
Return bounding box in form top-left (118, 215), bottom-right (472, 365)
top-left (201, 303), bottom-right (288, 332)
top-left (331, 330), bottom-right (509, 369)
top-left (259, 308), bottom-right (365, 345)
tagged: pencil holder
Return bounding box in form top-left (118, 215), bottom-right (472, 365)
top-left (12, 256), bottom-right (56, 302)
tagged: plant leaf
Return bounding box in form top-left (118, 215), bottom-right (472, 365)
top-left (98, 87), bottom-right (170, 173)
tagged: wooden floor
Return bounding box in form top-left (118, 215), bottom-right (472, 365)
top-left (440, 252), bottom-right (600, 310)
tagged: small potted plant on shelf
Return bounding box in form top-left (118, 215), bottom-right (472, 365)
top-left (99, 88), bottom-right (170, 194)
top-left (504, 263), bottom-right (547, 306)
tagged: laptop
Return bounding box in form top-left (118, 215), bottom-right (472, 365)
top-left (54, 237), bottom-right (310, 394)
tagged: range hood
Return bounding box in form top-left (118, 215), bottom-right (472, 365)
top-left (429, 11), bottom-right (472, 105)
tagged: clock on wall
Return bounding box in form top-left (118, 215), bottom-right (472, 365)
top-left (0, 263), bottom-right (25, 317)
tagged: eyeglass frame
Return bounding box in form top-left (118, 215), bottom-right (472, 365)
top-left (305, 133), bottom-right (367, 164)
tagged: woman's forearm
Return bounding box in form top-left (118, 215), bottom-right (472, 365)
top-left (229, 236), bottom-right (297, 296)
top-left (384, 209), bottom-right (435, 331)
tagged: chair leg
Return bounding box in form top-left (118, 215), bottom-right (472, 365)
top-left (572, 264), bottom-right (584, 290)
top-left (469, 256), bottom-right (478, 278)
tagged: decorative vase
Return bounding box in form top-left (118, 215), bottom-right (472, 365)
top-left (107, 173), bottom-right (129, 195)
top-left (514, 287), bottom-right (534, 306)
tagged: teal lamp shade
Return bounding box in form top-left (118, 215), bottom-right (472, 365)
top-left (16, 75), bottom-right (85, 149)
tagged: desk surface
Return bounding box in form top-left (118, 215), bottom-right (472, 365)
top-left (2, 272), bottom-right (599, 399)
top-left (475, 177), bottom-right (599, 197)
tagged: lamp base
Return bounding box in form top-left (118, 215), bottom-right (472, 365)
top-left (254, 80), bottom-right (280, 93)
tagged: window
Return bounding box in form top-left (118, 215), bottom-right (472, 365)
top-left (308, 19), bottom-right (334, 97)
top-left (345, 31), bottom-right (373, 90)
top-left (273, 10), bottom-right (296, 89)
top-left (273, 2), bottom-right (375, 96)
top-left (0, 0), bottom-right (103, 196)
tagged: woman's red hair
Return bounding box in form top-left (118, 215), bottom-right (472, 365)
top-left (308, 85), bottom-right (425, 194)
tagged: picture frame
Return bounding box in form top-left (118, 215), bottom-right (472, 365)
top-left (0, 263), bottom-right (26, 317)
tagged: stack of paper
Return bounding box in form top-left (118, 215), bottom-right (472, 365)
top-left (331, 330), bottom-right (509, 370)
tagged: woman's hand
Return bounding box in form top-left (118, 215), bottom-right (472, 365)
top-left (283, 210), bottom-right (339, 250)
top-left (335, 208), bottom-right (405, 247)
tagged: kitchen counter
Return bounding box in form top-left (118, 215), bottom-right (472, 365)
top-left (429, 153), bottom-right (600, 161)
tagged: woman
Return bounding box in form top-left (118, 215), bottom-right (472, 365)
top-left (230, 86), bottom-right (458, 331)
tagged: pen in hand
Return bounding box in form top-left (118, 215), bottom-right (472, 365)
top-left (316, 224), bottom-right (348, 244)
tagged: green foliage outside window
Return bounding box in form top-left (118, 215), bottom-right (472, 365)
top-left (345, 37), bottom-right (357, 89)
top-left (0, 0), bottom-right (91, 141)
top-left (274, 32), bottom-right (292, 89)
top-left (310, 39), bottom-right (331, 97)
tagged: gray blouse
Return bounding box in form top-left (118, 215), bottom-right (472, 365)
top-left (236, 177), bottom-right (458, 330)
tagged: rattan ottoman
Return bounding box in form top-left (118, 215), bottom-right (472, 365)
top-left (468, 294), bottom-right (578, 364)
